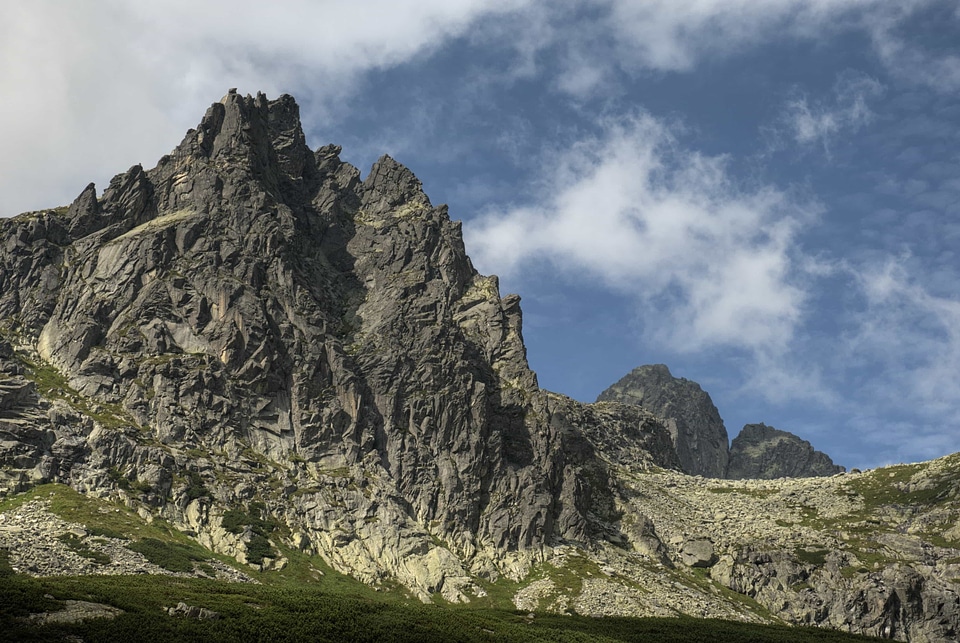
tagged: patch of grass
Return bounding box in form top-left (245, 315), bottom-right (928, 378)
top-left (0, 572), bottom-right (888, 643)
top-left (844, 540), bottom-right (894, 570)
top-left (32, 483), bottom-right (235, 574)
top-left (707, 487), bottom-right (777, 499)
top-left (794, 548), bottom-right (829, 566)
top-left (846, 462), bottom-right (960, 512)
top-left (18, 355), bottom-right (138, 430)
top-left (58, 533), bottom-right (111, 565)
top-left (682, 566), bottom-right (779, 621)
top-left (128, 538), bottom-right (205, 573)
top-left (841, 566), bottom-right (870, 579)
top-left (88, 526), bottom-right (127, 540)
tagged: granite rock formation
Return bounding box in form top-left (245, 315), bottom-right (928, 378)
top-left (727, 423), bottom-right (845, 479)
top-left (596, 364), bottom-right (729, 478)
top-left (598, 365), bottom-right (844, 482)
top-left (1, 91), bottom-right (958, 641)
top-left (0, 90), bottom-right (678, 601)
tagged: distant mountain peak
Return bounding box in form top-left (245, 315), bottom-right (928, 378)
top-left (727, 422), bottom-right (845, 479)
top-left (597, 363), bottom-right (729, 477)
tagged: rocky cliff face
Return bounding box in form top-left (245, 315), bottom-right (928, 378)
top-left (597, 365), bottom-right (844, 482)
top-left (0, 90), bottom-right (678, 601)
top-left (596, 364), bottom-right (729, 478)
top-left (727, 423), bottom-right (845, 479)
top-left (1, 91), bottom-right (958, 641)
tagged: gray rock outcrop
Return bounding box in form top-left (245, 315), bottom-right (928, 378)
top-left (727, 423), bottom-right (844, 479)
top-left (0, 90), bottom-right (955, 641)
top-left (597, 364), bottom-right (729, 478)
top-left (0, 91), bottom-right (677, 601)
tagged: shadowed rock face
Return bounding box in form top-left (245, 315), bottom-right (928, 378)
top-left (597, 364), bottom-right (729, 478)
top-left (0, 91), bottom-right (679, 600)
top-left (727, 423), bottom-right (844, 479)
top-left (4, 91), bottom-right (957, 640)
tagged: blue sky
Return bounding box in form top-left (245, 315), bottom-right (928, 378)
top-left (3, 1), bottom-right (960, 469)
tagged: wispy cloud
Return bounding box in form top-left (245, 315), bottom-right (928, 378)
top-left (601, 0), bottom-right (879, 73)
top-left (864, 2), bottom-right (960, 94)
top-left (510, 1), bottom-right (950, 102)
top-left (464, 112), bottom-right (820, 356)
top-left (819, 257), bottom-right (960, 461)
top-left (1, 0), bottom-right (952, 216)
top-left (849, 258), bottom-right (960, 414)
top-left (773, 72), bottom-right (884, 155)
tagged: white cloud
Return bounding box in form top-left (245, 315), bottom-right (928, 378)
top-left (0, 0), bottom-right (951, 217)
top-left (0, 0), bottom-right (532, 217)
top-left (464, 112), bottom-right (819, 356)
top-left (601, 0), bottom-right (881, 73)
top-left (849, 259), bottom-right (960, 415)
top-left (510, 0), bottom-right (947, 101)
top-left (864, 4), bottom-right (960, 94)
top-left (776, 72), bottom-right (884, 154)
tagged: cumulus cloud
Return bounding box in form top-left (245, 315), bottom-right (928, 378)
top-left (1, 0), bottom-right (951, 216)
top-left (0, 0), bottom-right (531, 216)
top-left (465, 113), bottom-right (819, 356)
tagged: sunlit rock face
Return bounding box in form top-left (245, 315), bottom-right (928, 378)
top-left (3, 91), bottom-right (959, 642)
top-left (0, 90), bottom-right (677, 601)
top-left (727, 423), bottom-right (844, 480)
top-left (597, 364), bottom-right (729, 478)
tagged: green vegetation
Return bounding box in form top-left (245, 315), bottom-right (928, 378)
top-left (57, 533), bottom-right (111, 565)
top-left (682, 567), bottom-right (778, 620)
top-left (1, 484), bottom-right (229, 573)
top-left (707, 487), bottom-right (776, 499)
top-left (17, 354), bottom-right (138, 431)
top-left (182, 471), bottom-right (209, 502)
top-left (87, 526), bottom-right (126, 540)
top-left (128, 538), bottom-right (206, 573)
top-left (794, 548), bottom-right (829, 566)
top-left (107, 467), bottom-right (152, 494)
top-left (0, 570), bottom-right (887, 642)
top-left (845, 459), bottom-right (960, 512)
top-left (221, 503), bottom-right (277, 537)
top-left (220, 502), bottom-right (279, 565)
top-left (0, 485), bottom-right (887, 642)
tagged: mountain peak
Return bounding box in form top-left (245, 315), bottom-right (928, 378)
top-left (598, 363), bottom-right (729, 477)
top-left (1, 91), bottom-right (686, 601)
top-left (727, 422), bottom-right (845, 479)
top-left (361, 154), bottom-right (432, 218)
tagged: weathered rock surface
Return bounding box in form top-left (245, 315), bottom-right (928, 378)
top-left (26, 600), bottom-right (124, 625)
top-left (0, 91), bottom-right (676, 603)
top-left (166, 602), bottom-right (222, 621)
top-left (727, 423), bottom-right (844, 479)
top-left (597, 364), bottom-right (729, 478)
top-left (0, 90), bottom-right (957, 641)
top-left (610, 455), bottom-right (960, 642)
top-left (0, 498), bottom-right (252, 582)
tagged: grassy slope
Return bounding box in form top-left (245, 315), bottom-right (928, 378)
top-left (0, 487), bottom-right (885, 643)
top-left (0, 569), bottom-right (884, 643)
